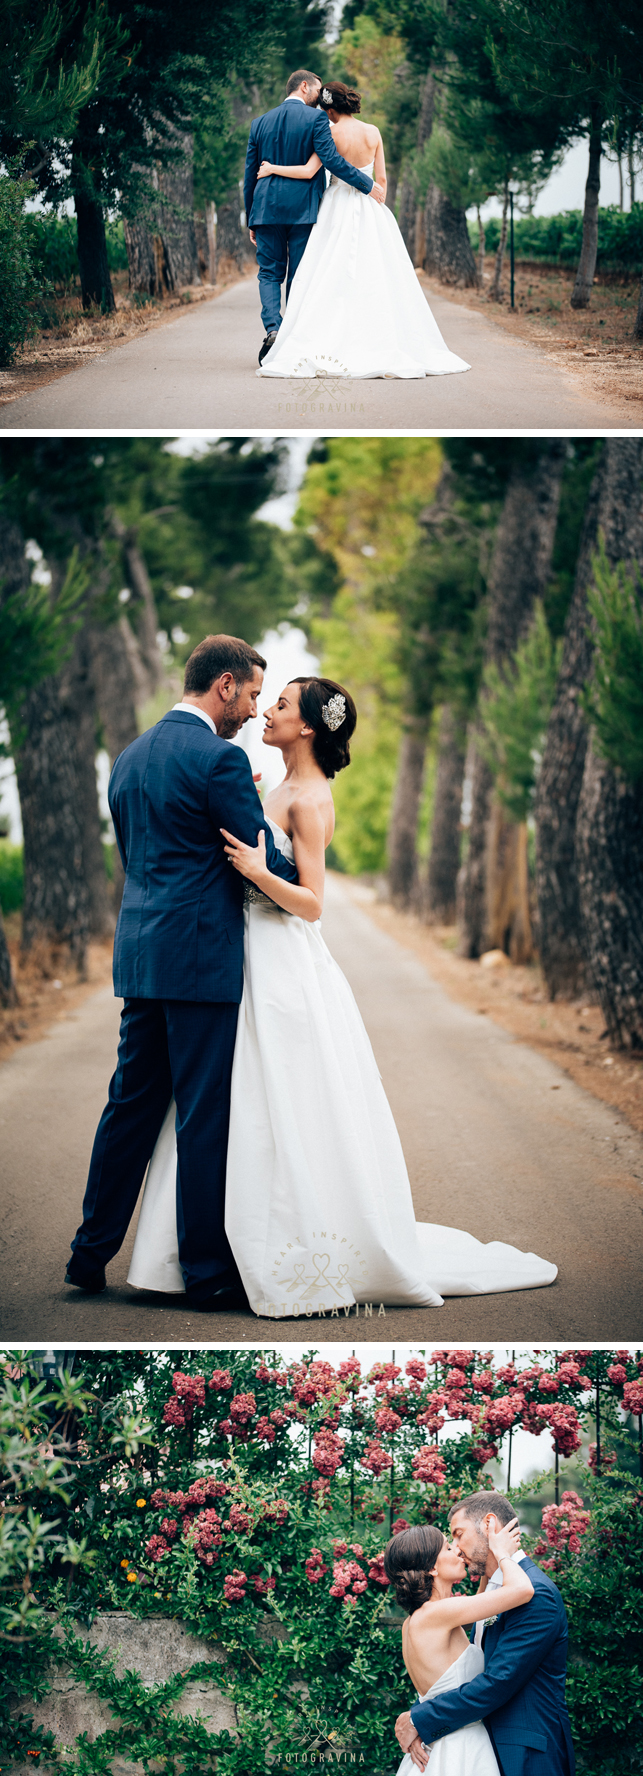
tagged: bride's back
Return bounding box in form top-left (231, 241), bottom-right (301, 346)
top-left (329, 115), bottom-right (381, 169)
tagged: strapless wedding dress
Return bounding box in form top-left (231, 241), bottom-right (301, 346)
top-left (257, 163), bottom-right (470, 380)
top-left (396, 1645), bottom-right (497, 1776)
top-left (128, 818), bottom-right (557, 1314)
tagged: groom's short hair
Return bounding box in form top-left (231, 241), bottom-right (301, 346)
top-left (449, 1490), bottom-right (515, 1528)
top-left (184, 634), bottom-right (267, 694)
top-left (286, 69), bottom-right (320, 95)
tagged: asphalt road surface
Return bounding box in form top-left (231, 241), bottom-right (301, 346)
top-left (2, 276), bottom-right (629, 432)
top-left (2, 876), bottom-right (642, 1347)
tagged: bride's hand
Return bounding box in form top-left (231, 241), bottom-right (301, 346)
top-left (221, 826), bottom-right (268, 885)
top-left (257, 160), bottom-right (274, 179)
top-left (487, 1514), bottom-right (521, 1564)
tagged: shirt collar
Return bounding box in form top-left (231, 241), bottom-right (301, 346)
top-left (284, 92), bottom-right (307, 103)
top-left (172, 701), bottom-right (217, 736)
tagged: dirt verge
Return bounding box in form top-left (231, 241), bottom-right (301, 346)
top-left (419, 260), bottom-right (643, 421)
top-left (342, 879), bottom-right (643, 1139)
top-left (0, 916), bottom-right (114, 1064)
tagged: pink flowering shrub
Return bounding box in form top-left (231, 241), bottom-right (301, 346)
top-left (412, 1448), bottom-right (447, 1485)
top-left (223, 1568), bottom-right (247, 1602)
top-left (534, 1491), bottom-right (591, 1567)
top-left (361, 1440), bottom-right (393, 1476)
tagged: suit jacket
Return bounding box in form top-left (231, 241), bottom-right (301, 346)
top-left (109, 710), bottom-right (297, 1004)
top-left (410, 1559), bottom-right (575, 1776)
top-left (244, 99), bottom-right (374, 227)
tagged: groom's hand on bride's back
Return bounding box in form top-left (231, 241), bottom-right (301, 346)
top-left (370, 181), bottom-right (385, 203)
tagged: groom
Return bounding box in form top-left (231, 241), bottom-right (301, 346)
top-left (395, 1489), bottom-right (575, 1775)
top-left (66, 635), bottom-right (297, 1312)
top-left (244, 67), bottom-right (385, 364)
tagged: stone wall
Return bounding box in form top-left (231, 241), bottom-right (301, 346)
top-left (10, 1613), bottom-right (237, 1774)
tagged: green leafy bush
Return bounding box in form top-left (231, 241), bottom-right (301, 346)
top-left (0, 173), bottom-right (39, 364)
top-left (24, 213), bottom-right (128, 292)
top-left (479, 601), bottom-right (563, 821)
top-left (582, 542), bottom-right (643, 784)
top-left (0, 842), bottom-right (23, 914)
top-left (469, 204), bottom-right (643, 271)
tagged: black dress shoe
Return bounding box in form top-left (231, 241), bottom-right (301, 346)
top-left (184, 1283), bottom-right (251, 1314)
top-left (65, 1261), bottom-right (107, 1294)
top-left (258, 330), bottom-right (278, 365)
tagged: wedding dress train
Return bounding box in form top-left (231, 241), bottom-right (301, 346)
top-left (257, 163), bottom-right (471, 381)
top-left (395, 1645), bottom-right (497, 1776)
top-left (127, 818), bottom-right (557, 1316)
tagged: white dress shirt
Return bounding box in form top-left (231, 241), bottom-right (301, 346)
top-left (172, 701), bottom-right (217, 736)
top-left (474, 1549), bottom-right (528, 1647)
top-left (284, 93), bottom-right (307, 104)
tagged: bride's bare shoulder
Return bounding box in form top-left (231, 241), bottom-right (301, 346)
top-left (289, 787), bottom-right (335, 844)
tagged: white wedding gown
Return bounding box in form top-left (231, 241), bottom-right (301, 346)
top-left (128, 818), bottom-right (557, 1315)
top-left (257, 163), bottom-right (471, 380)
top-left (395, 1645), bottom-right (497, 1776)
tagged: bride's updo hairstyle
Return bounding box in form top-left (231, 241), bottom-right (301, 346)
top-left (289, 676), bottom-right (357, 779)
top-left (318, 80), bottom-right (361, 116)
top-left (383, 1524), bottom-right (445, 1614)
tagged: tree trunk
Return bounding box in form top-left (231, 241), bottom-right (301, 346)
top-left (458, 442), bottom-right (567, 957)
top-left (570, 113), bottom-right (602, 309)
top-left (476, 205), bottom-right (485, 284)
top-left (422, 706), bottom-right (465, 922)
top-left (0, 907), bottom-right (16, 1007)
top-left (15, 634), bottom-right (110, 967)
top-left (422, 182), bottom-right (478, 286)
top-left (397, 175), bottom-right (417, 257)
top-left (491, 182), bottom-right (509, 301)
top-left (486, 803), bottom-right (532, 962)
top-left (88, 618), bottom-right (140, 913)
top-left (535, 439), bottom-right (643, 998)
top-left (122, 215), bottom-right (161, 296)
top-left (575, 737), bottom-right (643, 1048)
top-left (634, 271), bottom-right (643, 341)
top-left (387, 721), bottom-right (429, 906)
top-left (109, 512), bottom-right (163, 698)
top-left (124, 133), bottom-right (201, 295)
top-left (72, 144), bottom-right (116, 313)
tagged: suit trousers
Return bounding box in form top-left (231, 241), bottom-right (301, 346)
top-left (253, 223), bottom-right (312, 332)
top-left (72, 997), bottom-right (240, 1298)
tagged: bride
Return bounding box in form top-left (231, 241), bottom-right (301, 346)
top-left (128, 675), bottom-right (557, 1316)
top-left (385, 1517), bottom-right (533, 1776)
top-left (256, 81), bottom-right (471, 381)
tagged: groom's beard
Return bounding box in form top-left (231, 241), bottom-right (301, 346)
top-left (217, 693), bottom-right (243, 738)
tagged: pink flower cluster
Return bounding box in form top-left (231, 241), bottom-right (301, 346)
top-left (588, 1445), bottom-right (617, 1474)
top-left (312, 1426), bottom-right (345, 1478)
top-left (292, 1360), bottom-right (338, 1407)
top-left (483, 1395), bottom-right (523, 1438)
top-left (191, 1508), bottom-right (223, 1567)
top-left (534, 1490), bottom-right (591, 1563)
top-left (412, 1448), bottom-right (447, 1485)
top-left (306, 1547), bottom-right (328, 1583)
top-left (250, 1573), bottom-right (276, 1595)
top-left (624, 1380), bottom-right (643, 1415)
top-left (223, 1503), bottom-right (253, 1535)
top-left (405, 1360), bottom-right (427, 1383)
top-left (223, 1569), bottom-right (247, 1601)
top-left (329, 1553), bottom-right (368, 1599)
top-left (374, 1407), bottom-right (402, 1435)
top-left (162, 1372), bottom-right (206, 1427)
top-left (208, 1369), bottom-right (232, 1391)
top-left (367, 1550), bottom-right (390, 1588)
top-left (260, 1497), bottom-right (290, 1528)
top-left (361, 1440), bottom-right (393, 1476)
top-left (255, 1416), bottom-right (276, 1443)
top-left (230, 1391), bottom-right (257, 1425)
top-left (534, 1402), bottom-right (582, 1457)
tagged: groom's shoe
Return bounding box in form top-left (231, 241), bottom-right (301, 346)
top-left (184, 1283), bottom-right (251, 1314)
top-left (65, 1256), bottom-right (107, 1294)
top-left (258, 330), bottom-right (278, 365)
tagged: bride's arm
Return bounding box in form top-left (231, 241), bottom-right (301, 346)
top-left (221, 798), bottom-right (325, 921)
top-left (373, 131), bottom-right (387, 197)
top-left (429, 1521), bottom-right (533, 1632)
top-left (256, 153), bottom-right (322, 180)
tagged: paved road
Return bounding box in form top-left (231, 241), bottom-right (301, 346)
top-left (1, 277), bottom-right (629, 432)
top-left (2, 875), bottom-right (642, 1346)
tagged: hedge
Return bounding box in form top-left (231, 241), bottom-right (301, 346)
top-left (0, 842), bottom-right (24, 915)
top-left (468, 204), bottom-right (643, 271)
top-left (24, 212), bottom-right (129, 290)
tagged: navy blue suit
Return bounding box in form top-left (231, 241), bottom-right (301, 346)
top-left (72, 710), bottom-right (297, 1298)
top-left (410, 1560), bottom-right (575, 1776)
top-left (244, 96), bottom-right (374, 332)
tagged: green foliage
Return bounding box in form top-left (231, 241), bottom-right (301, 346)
top-left (479, 602), bottom-right (563, 822)
top-left (0, 843), bottom-right (23, 914)
top-left (0, 543), bottom-right (89, 732)
top-left (0, 172), bottom-right (39, 364)
top-left (468, 204), bottom-right (643, 271)
top-left (0, 0), bottom-right (101, 139)
top-left (582, 542), bottom-right (643, 784)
